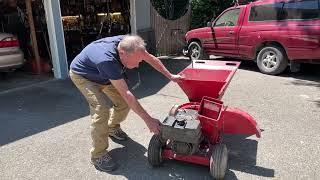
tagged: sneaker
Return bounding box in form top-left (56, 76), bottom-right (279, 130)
top-left (91, 153), bottom-right (118, 172)
top-left (109, 128), bottom-right (128, 141)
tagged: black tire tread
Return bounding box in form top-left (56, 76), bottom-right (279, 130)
top-left (210, 144), bottom-right (228, 179)
top-left (257, 45), bottom-right (288, 75)
top-left (148, 135), bottom-right (163, 167)
top-left (188, 41), bottom-right (209, 60)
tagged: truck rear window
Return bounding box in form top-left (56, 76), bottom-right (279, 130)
top-left (249, 0), bottom-right (320, 21)
top-left (249, 3), bottom-right (284, 21)
top-left (282, 0), bottom-right (320, 20)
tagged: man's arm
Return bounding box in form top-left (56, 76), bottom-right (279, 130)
top-left (110, 78), bottom-right (160, 134)
top-left (142, 51), bottom-right (180, 81)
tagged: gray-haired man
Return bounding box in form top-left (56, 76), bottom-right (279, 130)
top-left (69, 35), bottom-right (180, 172)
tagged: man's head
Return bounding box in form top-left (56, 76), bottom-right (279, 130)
top-left (117, 35), bottom-right (146, 69)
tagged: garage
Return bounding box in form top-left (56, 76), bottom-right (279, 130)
top-left (60, 0), bottom-right (131, 65)
top-left (0, 0), bottom-right (53, 92)
top-left (0, 0), bottom-right (149, 92)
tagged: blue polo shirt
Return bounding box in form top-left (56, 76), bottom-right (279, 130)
top-left (70, 35), bottom-right (125, 84)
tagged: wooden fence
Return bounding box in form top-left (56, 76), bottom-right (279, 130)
top-left (150, 5), bottom-right (191, 56)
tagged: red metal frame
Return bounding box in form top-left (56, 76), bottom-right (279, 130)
top-left (162, 60), bottom-right (260, 166)
top-left (221, 107), bottom-right (261, 138)
top-left (178, 61), bottom-right (240, 102)
top-left (198, 97), bottom-right (225, 143)
top-left (162, 149), bottom-right (210, 166)
top-left (175, 97), bottom-right (261, 143)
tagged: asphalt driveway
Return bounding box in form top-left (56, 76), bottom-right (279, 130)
top-left (0, 58), bottom-right (319, 179)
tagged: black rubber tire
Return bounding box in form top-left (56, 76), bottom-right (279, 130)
top-left (188, 41), bottom-right (209, 60)
top-left (256, 45), bottom-right (288, 75)
top-left (148, 135), bottom-right (163, 167)
top-left (210, 144), bottom-right (228, 180)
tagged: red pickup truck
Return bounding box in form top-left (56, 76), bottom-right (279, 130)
top-left (185, 0), bottom-right (320, 75)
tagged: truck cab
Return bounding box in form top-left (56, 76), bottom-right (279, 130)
top-left (185, 0), bottom-right (320, 75)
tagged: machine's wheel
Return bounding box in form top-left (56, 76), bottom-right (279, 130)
top-left (169, 104), bottom-right (179, 116)
top-left (148, 135), bottom-right (163, 167)
top-left (210, 144), bottom-right (228, 179)
top-left (256, 45), bottom-right (288, 75)
top-left (188, 41), bottom-right (208, 60)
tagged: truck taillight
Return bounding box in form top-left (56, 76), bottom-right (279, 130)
top-left (0, 37), bottom-right (20, 48)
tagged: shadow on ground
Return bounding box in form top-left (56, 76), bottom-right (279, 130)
top-left (0, 71), bottom-right (53, 92)
top-left (0, 80), bottom-right (89, 146)
top-left (289, 76), bottom-right (320, 107)
top-left (106, 134), bottom-right (274, 180)
top-left (283, 64), bottom-right (320, 108)
top-left (224, 135), bottom-right (274, 178)
top-left (0, 59), bottom-right (190, 146)
top-left (128, 58), bottom-right (191, 98)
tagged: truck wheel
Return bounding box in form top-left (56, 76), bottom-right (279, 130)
top-left (257, 45), bottom-right (288, 75)
top-left (210, 144), bottom-right (228, 179)
top-left (188, 41), bottom-right (208, 60)
top-left (148, 135), bottom-right (163, 167)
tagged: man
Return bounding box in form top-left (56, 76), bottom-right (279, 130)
top-left (69, 35), bottom-right (180, 172)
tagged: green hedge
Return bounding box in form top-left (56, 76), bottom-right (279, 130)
top-left (191, 0), bottom-right (235, 29)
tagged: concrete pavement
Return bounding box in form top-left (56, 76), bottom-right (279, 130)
top-left (0, 59), bottom-right (319, 179)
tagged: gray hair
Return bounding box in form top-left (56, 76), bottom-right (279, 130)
top-left (118, 35), bottom-right (146, 53)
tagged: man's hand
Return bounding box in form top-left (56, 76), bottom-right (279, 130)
top-left (145, 118), bottom-right (161, 134)
top-left (170, 74), bottom-right (182, 83)
top-left (110, 79), bottom-right (160, 134)
top-left (143, 52), bottom-right (182, 82)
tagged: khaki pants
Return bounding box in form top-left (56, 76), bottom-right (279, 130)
top-left (69, 71), bottom-right (130, 158)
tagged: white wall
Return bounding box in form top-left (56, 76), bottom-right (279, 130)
top-left (43, 0), bottom-right (68, 79)
top-left (135, 0), bottom-right (151, 30)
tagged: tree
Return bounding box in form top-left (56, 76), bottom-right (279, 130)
top-left (190, 0), bottom-right (234, 29)
top-left (151, 0), bottom-right (189, 20)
